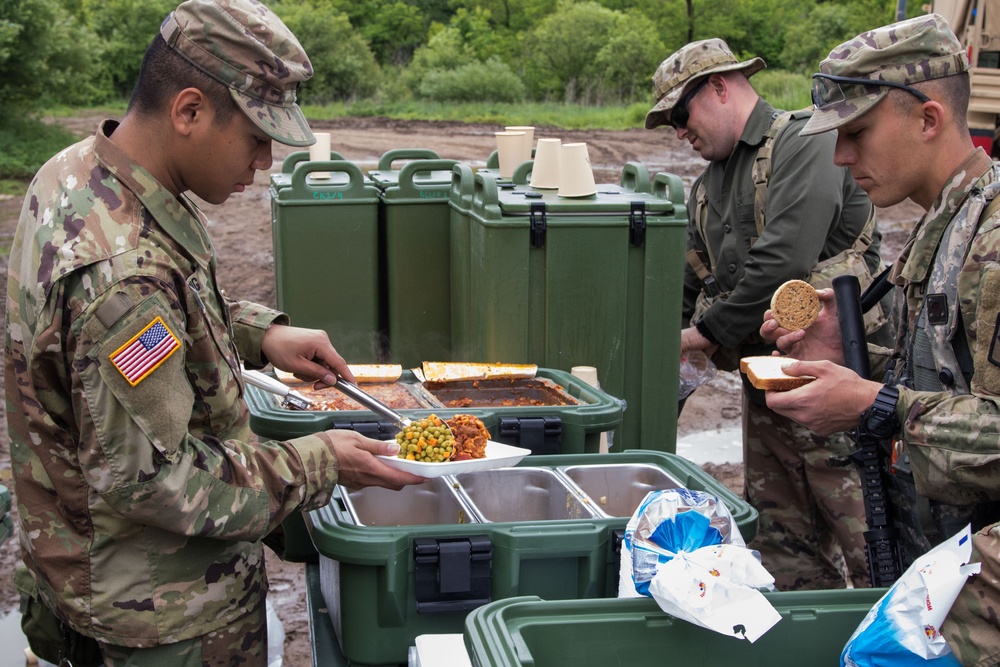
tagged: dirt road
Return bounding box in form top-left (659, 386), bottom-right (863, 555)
top-left (0, 114), bottom-right (923, 665)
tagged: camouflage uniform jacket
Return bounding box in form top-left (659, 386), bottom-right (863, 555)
top-left (891, 147), bottom-right (1000, 507)
top-left (5, 120), bottom-right (342, 647)
top-left (681, 99), bottom-right (880, 349)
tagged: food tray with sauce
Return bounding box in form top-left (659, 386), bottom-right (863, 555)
top-left (245, 367), bottom-right (621, 456)
top-left (308, 450), bottom-right (759, 667)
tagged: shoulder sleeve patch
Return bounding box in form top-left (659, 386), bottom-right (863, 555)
top-left (109, 316), bottom-right (180, 386)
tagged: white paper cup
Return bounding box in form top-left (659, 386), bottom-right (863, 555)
top-left (505, 125), bottom-right (535, 163)
top-left (309, 132), bottom-right (332, 179)
top-left (496, 131), bottom-right (526, 179)
top-left (530, 138), bottom-right (561, 189)
top-left (572, 365), bottom-right (609, 453)
top-left (558, 142), bottom-right (596, 197)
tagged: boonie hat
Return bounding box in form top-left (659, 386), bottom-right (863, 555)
top-left (801, 13), bottom-right (968, 136)
top-left (160, 0), bottom-right (315, 146)
top-left (645, 38), bottom-right (765, 130)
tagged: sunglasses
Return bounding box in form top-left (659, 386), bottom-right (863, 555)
top-left (669, 77), bottom-right (711, 129)
top-left (811, 73), bottom-right (931, 110)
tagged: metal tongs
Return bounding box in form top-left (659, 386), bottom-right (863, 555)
top-left (331, 378), bottom-right (456, 441)
top-left (242, 369), bottom-right (313, 410)
top-left (331, 377), bottom-right (413, 430)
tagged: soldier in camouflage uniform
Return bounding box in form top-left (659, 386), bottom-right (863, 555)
top-left (5, 1), bottom-right (425, 664)
top-left (762, 13), bottom-right (1000, 665)
top-left (645, 39), bottom-right (882, 589)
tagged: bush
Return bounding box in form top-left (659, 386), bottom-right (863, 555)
top-left (271, 3), bottom-right (382, 103)
top-left (418, 58), bottom-right (525, 103)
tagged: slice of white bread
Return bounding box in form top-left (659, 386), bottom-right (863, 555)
top-left (740, 355), bottom-right (815, 391)
top-left (770, 279), bottom-right (820, 331)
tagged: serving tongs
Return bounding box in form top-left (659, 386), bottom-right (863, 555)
top-left (242, 369), bottom-right (313, 410)
top-left (332, 378), bottom-right (455, 440)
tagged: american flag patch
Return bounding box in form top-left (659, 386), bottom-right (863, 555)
top-left (109, 317), bottom-right (180, 386)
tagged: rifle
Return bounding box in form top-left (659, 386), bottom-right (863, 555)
top-left (832, 274), bottom-right (903, 587)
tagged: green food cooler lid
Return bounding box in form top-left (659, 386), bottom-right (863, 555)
top-left (463, 588), bottom-right (887, 667)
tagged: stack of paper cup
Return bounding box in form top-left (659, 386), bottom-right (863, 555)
top-left (530, 138), bottom-right (561, 189)
top-left (505, 125), bottom-right (535, 163)
top-left (309, 132), bottom-right (332, 180)
top-left (495, 131), bottom-right (525, 179)
top-left (571, 366), bottom-right (609, 453)
top-left (558, 142), bottom-right (596, 197)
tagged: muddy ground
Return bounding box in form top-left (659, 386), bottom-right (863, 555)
top-left (0, 113), bottom-right (923, 665)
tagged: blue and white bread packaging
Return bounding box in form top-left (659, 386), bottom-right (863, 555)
top-left (619, 488), bottom-right (781, 642)
top-left (841, 524), bottom-right (980, 667)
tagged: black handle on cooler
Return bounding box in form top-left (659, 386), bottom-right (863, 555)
top-left (833, 274), bottom-right (903, 588)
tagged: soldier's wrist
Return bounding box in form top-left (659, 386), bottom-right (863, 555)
top-left (858, 384), bottom-right (899, 439)
top-left (694, 319), bottom-right (719, 345)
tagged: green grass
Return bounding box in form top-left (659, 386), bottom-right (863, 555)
top-left (301, 100), bottom-right (653, 131)
top-left (0, 116), bottom-right (82, 180)
top-left (301, 72), bottom-right (813, 129)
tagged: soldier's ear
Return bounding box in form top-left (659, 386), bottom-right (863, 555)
top-left (917, 99), bottom-right (947, 141)
top-left (170, 88), bottom-right (208, 138)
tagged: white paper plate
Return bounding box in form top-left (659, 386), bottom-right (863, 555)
top-left (378, 440), bottom-right (531, 478)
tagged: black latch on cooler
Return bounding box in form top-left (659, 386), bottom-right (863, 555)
top-left (496, 417), bottom-right (562, 454)
top-left (529, 201), bottom-right (547, 248)
top-left (334, 421), bottom-right (398, 440)
top-left (629, 201), bottom-right (647, 247)
top-left (414, 535), bottom-right (492, 613)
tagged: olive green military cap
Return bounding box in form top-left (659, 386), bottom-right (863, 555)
top-left (160, 0), bottom-right (315, 146)
top-left (801, 13), bottom-right (969, 136)
top-left (645, 38), bottom-right (765, 130)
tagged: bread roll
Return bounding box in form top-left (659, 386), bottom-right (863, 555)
top-left (740, 355), bottom-right (815, 390)
top-left (770, 279), bottom-right (820, 331)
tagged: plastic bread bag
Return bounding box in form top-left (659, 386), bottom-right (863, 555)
top-left (679, 350), bottom-right (717, 400)
top-left (621, 488), bottom-right (781, 642)
top-left (841, 524), bottom-right (981, 667)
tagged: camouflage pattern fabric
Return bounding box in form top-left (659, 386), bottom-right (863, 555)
top-left (5, 120), bottom-right (342, 647)
top-left (743, 396), bottom-right (870, 590)
top-left (881, 147), bottom-right (1000, 665)
top-left (160, 0), bottom-right (315, 146)
top-left (645, 38), bottom-right (765, 130)
top-left (100, 601), bottom-right (265, 666)
top-left (802, 13), bottom-right (969, 136)
top-left (943, 524), bottom-right (1000, 667)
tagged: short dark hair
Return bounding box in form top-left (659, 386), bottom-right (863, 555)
top-left (888, 72), bottom-right (971, 132)
top-left (127, 34), bottom-right (240, 126)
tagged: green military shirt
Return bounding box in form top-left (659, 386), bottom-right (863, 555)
top-left (682, 99), bottom-right (880, 349)
top-left (5, 121), bottom-right (342, 647)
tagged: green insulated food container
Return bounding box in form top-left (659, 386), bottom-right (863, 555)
top-left (454, 169), bottom-right (688, 452)
top-left (0, 484), bottom-right (11, 547)
top-left (449, 163), bottom-right (476, 360)
top-left (307, 450), bottom-right (758, 667)
top-left (368, 154), bottom-right (457, 368)
top-left (269, 159), bottom-right (384, 362)
top-left (463, 588), bottom-right (886, 667)
top-left (269, 149), bottom-right (349, 192)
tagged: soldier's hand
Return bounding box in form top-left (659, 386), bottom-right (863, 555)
top-left (326, 430), bottom-right (427, 490)
top-left (764, 360), bottom-right (882, 436)
top-left (261, 324), bottom-right (357, 386)
top-left (760, 288), bottom-right (845, 365)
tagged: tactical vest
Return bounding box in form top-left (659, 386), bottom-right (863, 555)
top-left (886, 173), bottom-right (1000, 564)
top-left (687, 109), bottom-right (885, 338)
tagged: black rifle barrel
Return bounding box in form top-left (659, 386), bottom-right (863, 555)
top-left (832, 274), bottom-right (902, 588)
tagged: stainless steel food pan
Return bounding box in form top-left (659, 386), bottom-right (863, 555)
top-left (556, 463), bottom-right (683, 518)
top-left (452, 467), bottom-right (601, 522)
top-left (341, 477), bottom-right (479, 527)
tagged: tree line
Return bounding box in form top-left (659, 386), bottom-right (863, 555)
top-left (0, 0), bottom-right (910, 114)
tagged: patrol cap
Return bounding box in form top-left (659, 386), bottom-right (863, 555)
top-left (801, 13), bottom-right (969, 136)
top-left (160, 0), bottom-right (315, 146)
top-left (645, 38), bottom-right (765, 130)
